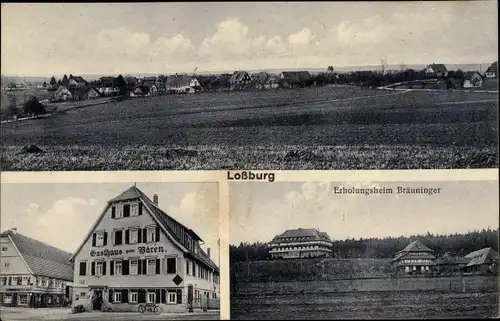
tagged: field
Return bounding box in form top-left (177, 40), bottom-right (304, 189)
top-left (1, 86), bottom-right (498, 170)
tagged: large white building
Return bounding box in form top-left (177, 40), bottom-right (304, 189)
top-left (69, 186), bottom-right (219, 313)
top-left (268, 228), bottom-right (333, 259)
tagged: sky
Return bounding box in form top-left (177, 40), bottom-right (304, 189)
top-left (1, 182), bottom-right (220, 266)
top-left (1, 2), bottom-right (498, 77)
top-left (229, 180), bottom-right (499, 245)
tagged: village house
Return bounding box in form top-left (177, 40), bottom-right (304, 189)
top-left (463, 247), bottom-right (498, 275)
top-left (69, 186), bottom-right (220, 313)
top-left (98, 77), bottom-right (119, 97)
top-left (52, 86), bottom-right (73, 102)
top-left (390, 240), bottom-right (436, 274)
top-left (268, 228), bottom-right (333, 259)
top-left (73, 87), bottom-right (103, 101)
top-left (279, 71), bottom-right (311, 88)
top-left (130, 85), bottom-right (151, 97)
top-left (485, 61), bottom-right (497, 78)
top-left (462, 71), bottom-right (483, 88)
top-left (435, 252), bottom-right (470, 275)
top-left (425, 63), bottom-right (449, 78)
top-left (165, 75), bottom-right (201, 94)
top-left (68, 75), bottom-right (87, 89)
top-left (253, 72), bottom-right (280, 90)
top-left (229, 71), bottom-right (252, 90)
top-left (0, 229), bottom-right (73, 308)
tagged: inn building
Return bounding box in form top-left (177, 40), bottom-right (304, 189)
top-left (391, 240), bottom-right (436, 274)
top-left (0, 229), bottom-right (73, 308)
top-left (70, 186), bottom-right (220, 312)
top-left (268, 228), bottom-right (333, 259)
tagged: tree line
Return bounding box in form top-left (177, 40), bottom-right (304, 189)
top-left (230, 228), bottom-right (499, 263)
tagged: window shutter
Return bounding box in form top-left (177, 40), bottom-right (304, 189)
top-left (138, 289), bottom-right (146, 303)
top-left (103, 232), bottom-right (108, 246)
top-left (124, 204), bottom-right (130, 218)
top-left (91, 262), bottom-right (95, 276)
top-left (155, 289), bottom-right (161, 303)
top-left (176, 289), bottom-right (182, 304)
top-left (156, 259), bottom-right (160, 274)
top-left (138, 203), bottom-right (143, 215)
top-left (155, 226), bottom-right (160, 242)
top-left (79, 262), bottom-right (86, 276)
top-left (138, 260), bottom-right (142, 275)
top-left (108, 290), bottom-right (113, 303)
top-left (143, 228), bottom-right (147, 243)
top-left (110, 261), bottom-right (114, 276)
top-left (122, 260), bottom-right (129, 275)
top-left (161, 289), bottom-right (166, 303)
top-left (121, 290), bottom-right (129, 303)
top-left (111, 206), bottom-right (116, 219)
top-left (142, 260), bottom-right (147, 275)
top-left (138, 229), bottom-right (142, 243)
top-left (103, 262), bottom-right (107, 275)
top-left (125, 230), bottom-right (130, 244)
top-left (92, 233), bottom-right (96, 247)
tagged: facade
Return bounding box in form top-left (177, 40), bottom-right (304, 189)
top-left (268, 228), bottom-right (333, 259)
top-left (165, 75), bottom-right (201, 94)
top-left (229, 71), bottom-right (252, 90)
top-left (390, 240), bottom-right (436, 274)
top-left (463, 247), bottom-right (498, 275)
top-left (425, 63), bottom-right (449, 78)
top-left (0, 229), bottom-right (73, 308)
top-left (69, 186), bottom-right (220, 313)
top-left (485, 61), bottom-right (497, 78)
top-left (462, 71), bottom-right (483, 88)
top-left (279, 71), bottom-right (311, 88)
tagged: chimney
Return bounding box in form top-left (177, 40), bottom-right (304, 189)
top-left (153, 194), bottom-right (158, 205)
top-left (207, 248), bottom-right (211, 259)
top-left (11, 228), bottom-right (17, 234)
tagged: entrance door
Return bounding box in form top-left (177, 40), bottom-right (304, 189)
top-left (92, 290), bottom-right (103, 311)
top-left (187, 285), bottom-right (194, 311)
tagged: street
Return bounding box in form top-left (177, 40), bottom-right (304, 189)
top-left (0, 307), bottom-right (220, 320)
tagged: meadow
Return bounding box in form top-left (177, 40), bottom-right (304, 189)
top-left (1, 86), bottom-right (497, 170)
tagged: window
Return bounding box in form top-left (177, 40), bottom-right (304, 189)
top-left (79, 262), bottom-right (87, 276)
top-left (4, 262), bottom-right (10, 269)
top-left (96, 262), bottom-right (104, 275)
top-left (130, 291), bottom-right (138, 303)
top-left (114, 291), bottom-right (122, 303)
top-left (4, 294), bottom-right (12, 304)
top-left (116, 205), bottom-right (123, 218)
top-left (115, 261), bottom-right (122, 275)
top-left (147, 259), bottom-right (156, 275)
top-left (147, 227), bottom-right (156, 243)
top-left (186, 260), bottom-right (190, 275)
top-left (16, 277), bottom-right (22, 285)
top-left (19, 295), bottom-right (28, 305)
top-left (147, 291), bottom-right (156, 303)
top-left (130, 260), bottom-right (138, 275)
top-left (96, 231), bottom-right (105, 247)
top-left (129, 229), bottom-right (138, 244)
top-left (42, 278), bottom-right (47, 287)
top-left (0, 277), bottom-right (6, 286)
top-left (166, 258), bottom-right (176, 274)
top-left (1, 246), bottom-right (7, 253)
top-left (22, 277), bottom-right (30, 285)
top-left (123, 204), bottom-right (130, 217)
top-left (114, 230), bottom-right (123, 245)
top-left (80, 292), bottom-right (86, 297)
top-left (168, 292), bottom-right (176, 303)
top-left (131, 204), bottom-right (139, 216)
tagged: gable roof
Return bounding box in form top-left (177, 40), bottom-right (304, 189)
top-left (463, 71), bottom-right (482, 80)
top-left (272, 228), bottom-right (332, 242)
top-left (69, 186), bottom-right (219, 273)
top-left (1, 230), bottom-right (73, 281)
top-left (69, 75), bottom-right (86, 84)
top-left (253, 72), bottom-right (280, 85)
top-left (166, 75), bottom-right (194, 87)
top-left (280, 71), bottom-right (311, 82)
top-left (54, 86), bottom-right (72, 97)
top-left (399, 240), bottom-right (434, 253)
top-left (229, 71), bottom-right (251, 83)
top-left (464, 247), bottom-right (499, 266)
top-left (427, 64), bottom-right (448, 73)
top-left (486, 61), bottom-right (497, 74)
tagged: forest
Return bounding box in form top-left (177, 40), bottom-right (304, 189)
top-left (230, 228), bottom-right (499, 263)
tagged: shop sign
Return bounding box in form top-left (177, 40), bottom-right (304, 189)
top-left (90, 246), bottom-right (165, 257)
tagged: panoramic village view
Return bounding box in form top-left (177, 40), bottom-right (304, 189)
top-left (0, 183), bottom-right (221, 320)
top-left (1, 2), bottom-right (498, 170)
top-left (229, 181), bottom-right (499, 319)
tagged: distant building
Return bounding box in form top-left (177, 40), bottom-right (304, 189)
top-left (229, 71), bottom-right (252, 90)
top-left (279, 71), bottom-right (311, 88)
top-left (463, 247), bottom-right (498, 274)
top-left (435, 252), bottom-right (470, 275)
top-left (73, 87), bottom-right (103, 101)
top-left (268, 228), bottom-right (333, 259)
top-left (462, 71), bottom-right (483, 88)
top-left (52, 86), bottom-right (73, 102)
top-left (390, 240), bottom-right (436, 274)
top-left (425, 63), bottom-right (449, 78)
top-left (0, 229), bottom-right (73, 308)
top-left (68, 75), bottom-right (87, 89)
top-left (253, 72), bottom-right (280, 90)
top-left (485, 61), bottom-right (497, 78)
top-left (165, 75), bottom-right (201, 94)
top-left (98, 77), bottom-right (119, 96)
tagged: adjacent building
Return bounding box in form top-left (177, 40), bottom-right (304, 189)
top-left (68, 75), bottom-right (87, 89)
top-left (279, 71), bottom-right (311, 88)
top-left (463, 247), bottom-right (498, 275)
top-left (435, 252), bottom-right (470, 275)
top-left (485, 61), bottom-right (497, 78)
top-left (165, 75), bottom-right (201, 94)
top-left (229, 71), bottom-right (252, 90)
top-left (268, 228), bottom-right (333, 259)
top-left (390, 240), bottom-right (436, 274)
top-left (425, 63), bottom-right (449, 78)
top-left (462, 71), bottom-right (483, 88)
top-left (253, 72), bottom-right (280, 90)
top-left (0, 229), bottom-right (73, 308)
top-left (69, 186), bottom-right (220, 313)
